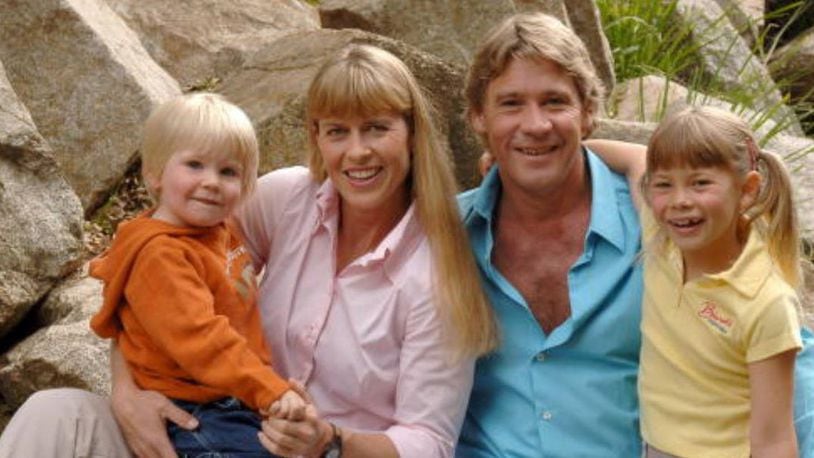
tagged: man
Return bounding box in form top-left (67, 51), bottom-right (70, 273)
top-left (456, 12), bottom-right (814, 457)
top-left (456, 13), bottom-right (641, 457)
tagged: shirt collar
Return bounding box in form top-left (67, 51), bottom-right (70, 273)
top-left (313, 177), bottom-right (420, 270)
top-left (584, 148), bottom-right (627, 252)
top-left (315, 178), bottom-right (340, 223)
top-left (464, 148), bottom-right (629, 253)
top-left (700, 228), bottom-right (772, 298)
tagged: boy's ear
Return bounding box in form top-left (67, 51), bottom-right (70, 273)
top-left (143, 171), bottom-right (160, 196)
top-left (739, 170), bottom-right (761, 212)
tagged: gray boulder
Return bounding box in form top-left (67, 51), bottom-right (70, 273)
top-left (318, 0), bottom-right (615, 96)
top-left (0, 60), bottom-right (84, 339)
top-left (673, 0), bottom-right (802, 136)
top-left (0, 0), bottom-right (181, 212)
top-left (105, 0), bottom-right (320, 88)
top-left (611, 75), bottom-right (796, 143)
top-left (712, 0), bottom-right (763, 45)
top-left (770, 27), bottom-right (814, 106)
top-left (0, 321), bottom-right (109, 410)
top-left (0, 272), bottom-right (107, 410)
top-left (220, 28), bottom-right (484, 189)
top-left (591, 117), bottom-right (658, 148)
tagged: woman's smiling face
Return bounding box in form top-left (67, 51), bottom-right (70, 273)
top-left (315, 112), bottom-right (411, 217)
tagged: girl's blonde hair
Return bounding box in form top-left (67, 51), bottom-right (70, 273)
top-left (306, 44), bottom-right (498, 359)
top-left (646, 105), bottom-right (801, 288)
top-left (141, 92), bottom-right (259, 198)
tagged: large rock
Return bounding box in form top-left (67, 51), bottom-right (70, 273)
top-left (562, 0), bottom-right (615, 98)
top-left (610, 75), bottom-right (690, 123)
top-left (219, 28), bottom-right (484, 189)
top-left (0, 272), bottom-right (107, 410)
top-left (0, 320), bottom-right (109, 410)
top-left (611, 75), bottom-right (794, 143)
top-left (36, 267), bottom-right (102, 326)
top-left (673, 0), bottom-right (802, 136)
top-left (318, 0), bottom-right (615, 95)
top-left (105, 0), bottom-right (321, 88)
top-left (0, 0), bottom-right (181, 212)
top-left (0, 60), bottom-right (84, 339)
top-left (770, 27), bottom-right (814, 106)
top-left (713, 0), bottom-right (762, 44)
top-left (763, 134), bottom-right (814, 236)
top-left (591, 117), bottom-right (657, 147)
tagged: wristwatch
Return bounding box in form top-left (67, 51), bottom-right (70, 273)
top-left (322, 422), bottom-right (343, 458)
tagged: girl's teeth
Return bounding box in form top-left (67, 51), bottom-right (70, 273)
top-left (673, 218), bottom-right (701, 227)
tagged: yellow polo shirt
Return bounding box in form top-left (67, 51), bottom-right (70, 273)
top-left (639, 211), bottom-right (802, 457)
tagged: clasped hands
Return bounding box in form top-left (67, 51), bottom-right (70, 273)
top-left (258, 379), bottom-right (334, 458)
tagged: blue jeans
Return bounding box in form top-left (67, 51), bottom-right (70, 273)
top-left (168, 397), bottom-right (279, 458)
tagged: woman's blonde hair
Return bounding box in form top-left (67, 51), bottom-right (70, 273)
top-left (306, 44), bottom-right (498, 359)
top-left (465, 12), bottom-right (605, 137)
top-left (646, 105), bottom-right (801, 288)
top-left (141, 92), bottom-right (259, 198)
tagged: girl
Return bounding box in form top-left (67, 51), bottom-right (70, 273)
top-left (596, 105), bottom-right (803, 457)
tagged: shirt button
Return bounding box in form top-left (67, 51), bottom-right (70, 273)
top-left (535, 352), bottom-right (546, 362)
top-left (542, 411), bottom-right (553, 421)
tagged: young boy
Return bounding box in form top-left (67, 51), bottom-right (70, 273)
top-left (89, 92), bottom-right (305, 456)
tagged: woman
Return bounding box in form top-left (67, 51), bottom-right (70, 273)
top-left (0, 44), bottom-right (497, 458)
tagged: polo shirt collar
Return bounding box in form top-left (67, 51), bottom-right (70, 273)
top-left (700, 228), bottom-right (772, 298)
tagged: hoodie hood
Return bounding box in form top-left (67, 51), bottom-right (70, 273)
top-left (89, 212), bottom-right (226, 338)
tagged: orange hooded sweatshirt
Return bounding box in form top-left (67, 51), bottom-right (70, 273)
top-left (90, 213), bottom-right (289, 411)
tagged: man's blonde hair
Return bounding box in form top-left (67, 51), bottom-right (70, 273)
top-left (465, 12), bottom-right (605, 136)
top-left (306, 44), bottom-right (498, 359)
top-left (141, 92), bottom-right (259, 198)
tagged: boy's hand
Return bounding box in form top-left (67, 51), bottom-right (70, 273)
top-left (479, 151), bottom-right (495, 177)
top-left (267, 389), bottom-right (307, 421)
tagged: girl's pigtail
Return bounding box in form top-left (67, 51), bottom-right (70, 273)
top-left (749, 150), bottom-right (802, 289)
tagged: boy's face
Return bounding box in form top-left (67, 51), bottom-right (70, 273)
top-left (147, 149), bottom-right (244, 228)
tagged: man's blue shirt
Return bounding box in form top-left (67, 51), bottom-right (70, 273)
top-left (456, 150), bottom-right (643, 457)
top-left (456, 149), bottom-right (814, 457)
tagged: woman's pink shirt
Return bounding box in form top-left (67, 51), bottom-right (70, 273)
top-left (233, 167), bottom-right (474, 458)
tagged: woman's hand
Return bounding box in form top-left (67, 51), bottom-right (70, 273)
top-left (258, 406), bottom-right (331, 458)
top-left (110, 385), bottom-right (198, 458)
top-left (258, 379), bottom-right (331, 457)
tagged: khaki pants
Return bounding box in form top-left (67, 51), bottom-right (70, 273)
top-left (0, 388), bottom-right (131, 458)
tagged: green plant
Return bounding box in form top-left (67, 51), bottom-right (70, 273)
top-left (597, 0), bottom-right (814, 154)
top-left (597, 0), bottom-right (700, 82)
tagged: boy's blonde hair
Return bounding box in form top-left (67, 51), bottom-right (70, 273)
top-left (141, 92), bottom-right (259, 198)
top-left (646, 105), bottom-right (802, 288)
top-left (465, 12), bottom-right (605, 136)
top-left (306, 44), bottom-right (498, 359)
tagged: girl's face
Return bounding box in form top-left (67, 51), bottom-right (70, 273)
top-left (315, 112), bottom-right (411, 219)
top-left (646, 165), bottom-right (759, 271)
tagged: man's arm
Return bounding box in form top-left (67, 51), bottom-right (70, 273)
top-left (749, 349), bottom-right (798, 457)
top-left (583, 139), bottom-right (647, 208)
